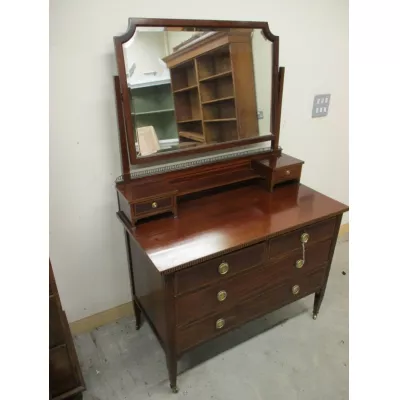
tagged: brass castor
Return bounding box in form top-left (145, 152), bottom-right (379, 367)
top-left (313, 313), bottom-right (318, 320)
top-left (170, 385), bottom-right (179, 394)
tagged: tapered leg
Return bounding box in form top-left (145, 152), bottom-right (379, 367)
top-left (134, 300), bottom-right (142, 330)
top-left (313, 289), bottom-right (325, 319)
top-left (313, 215), bottom-right (343, 320)
top-left (167, 352), bottom-right (178, 393)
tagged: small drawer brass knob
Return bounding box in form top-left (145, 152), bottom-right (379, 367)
top-left (216, 318), bottom-right (225, 329)
top-left (300, 232), bottom-right (309, 243)
top-left (285, 170), bottom-right (291, 176)
top-left (295, 259), bottom-right (304, 269)
top-left (292, 285), bottom-right (300, 295)
top-left (217, 290), bottom-right (227, 302)
top-left (218, 262), bottom-right (229, 275)
top-left (151, 201), bottom-right (158, 209)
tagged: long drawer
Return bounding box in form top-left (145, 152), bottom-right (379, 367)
top-left (174, 242), bottom-right (266, 295)
top-left (176, 239), bottom-right (331, 326)
top-left (176, 268), bottom-right (326, 353)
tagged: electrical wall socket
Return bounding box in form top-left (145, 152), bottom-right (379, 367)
top-left (312, 94), bottom-right (331, 118)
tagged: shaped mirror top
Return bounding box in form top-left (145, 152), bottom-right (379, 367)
top-left (119, 26), bottom-right (275, 160)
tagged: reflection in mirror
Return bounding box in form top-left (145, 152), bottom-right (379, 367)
top-left (122, 27), bottom-right (272, 158)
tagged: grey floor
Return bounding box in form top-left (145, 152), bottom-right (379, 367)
top-left (74, 234), bottom-right (349, 400)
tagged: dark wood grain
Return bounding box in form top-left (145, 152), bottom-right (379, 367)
top-left (252, 153), bottom-right (304, 191)
top-left (50, 295), bottom-right (65, 348)
top-left (268, 217), bottom-right (336, 259)
top-left (113, 76), bottom-right (130, 181)
top-left (272, 66), bottom-right (284, 150)
top-left (49, 261), bottom-right (85, 399)
top-left (313, 214), bottom-right (343, 318)
top-left (125, 183), bottom-right (347, 273)
top-left (134, 196), bottom-right (173, 216)
top-left (175, 242), bottom-right (265, 295)
top-left (175, 239), bottom-right (332, 326)
top-left (127, 236), bottom-right (167, 343)
top-left (116, 147), bottom-right (280, 207)
top-left (176, 268), bottom-right (326, 353)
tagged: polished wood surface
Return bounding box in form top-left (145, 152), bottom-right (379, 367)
top-left (255, 153), bottom-right (303, 169)
top-left (119, 181), bottom-right (347, 392)
top-left (175, 239), bottom-right (332, 327)
top-left (174, 241), bottom-right (265, 295)
top-left (176, 267), bottom-right (326, 353)
top-left (126, 182), bottom-right (348, 273)
top-left (113, 20), bottom-right (347, 394)
top-left (50, 262), bottom-right (85, 399)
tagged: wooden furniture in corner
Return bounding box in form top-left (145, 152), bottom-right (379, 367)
top-left (163, 30), bottom-right (258, 146)
top-left (49, 261), bottom-right (85, 400)
top-left (113, 19), bottom-right (349, 394)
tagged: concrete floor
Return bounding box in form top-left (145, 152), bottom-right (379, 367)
top-left (74, 234), bottom-right (349, 400)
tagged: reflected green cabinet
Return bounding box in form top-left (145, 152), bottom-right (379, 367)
top-left (130, 83), bottom-right (179, 142)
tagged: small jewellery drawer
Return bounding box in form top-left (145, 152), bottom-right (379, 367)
top-left (174, 242), bottom-right (266, 295)
top-left (134, 196), bottom-right (173, 216)
top-left (269, 218), bottom-right (336, 259)
top-left (274, 164), bottom-right (302, 185)
top-left (175, 240), bottom-right (331, 326)
top-left (176, 268), bottom-right (326, 353)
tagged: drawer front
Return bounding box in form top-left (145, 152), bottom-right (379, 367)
top-left (177, 268), bottom-right (326, 353)
top-left (269, 217), bottom-right (336, 259)
top-left (175, 242), bottom-right (266, 295)
top-left (274, 164), bottom-right (302, 184)
top-left (134, 197), bottom-right (172, 216)
top-left (50, 295), bottom-right (64, 348)
top-left (50, 345), bottom-right (79, 398)
top-left (176, 239), bottom-right (331, 326)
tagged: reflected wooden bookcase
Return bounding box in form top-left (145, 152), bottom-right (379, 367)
top-left (163, 30), bottom-right (259, 146)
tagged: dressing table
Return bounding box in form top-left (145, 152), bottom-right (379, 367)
top-left (113, 18), bottom-right (348, 393)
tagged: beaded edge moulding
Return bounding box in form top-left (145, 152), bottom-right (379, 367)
top-left (115, 144), bottom-right (279, 182)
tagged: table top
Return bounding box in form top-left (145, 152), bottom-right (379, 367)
top-left (124, 182), bottom-right (348, 274)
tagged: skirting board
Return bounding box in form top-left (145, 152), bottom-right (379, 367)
top-left (70, 222), bottom-right (349, 335)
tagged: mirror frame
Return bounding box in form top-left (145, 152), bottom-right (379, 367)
top-left (114, 18), bottom-right (280, 165)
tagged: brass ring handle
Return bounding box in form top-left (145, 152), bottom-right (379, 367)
top-left (218, 262), bottom-right (229, 275)
top-left (217, 290), bottom-right (227, 302)
top-left (151, 201), bottom-right (158, 209)
top-left (300, 233), bottom-right (309, 243)
top-left (285, 170), bottom-right (291, 176)
top-left (295, 259), bottom-right (304, 269)
top-left (216, 318), bottom-right (225, 329)
top-left (292, 285), bottom-right (300, 295)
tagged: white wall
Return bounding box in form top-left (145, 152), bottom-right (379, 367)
top-left (50, 0), bottom-right (348, 322)
top-left (124, 31), bottom-right (167, 78)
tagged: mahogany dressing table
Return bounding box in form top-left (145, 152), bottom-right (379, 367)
top-left (113, 18), bottom-right (348, 393)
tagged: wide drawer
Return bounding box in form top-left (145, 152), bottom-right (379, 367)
top-left (176, 239), bottom-right (331, 326)
top-left (175, 242), bottom-right (266, 295)
top-left (176, 268), bottom-right (326, 353)
top-left (269, 217), bottom-right (336, 259)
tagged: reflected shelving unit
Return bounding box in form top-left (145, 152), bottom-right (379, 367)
top-left (164, 30), bottom-right (259, 146)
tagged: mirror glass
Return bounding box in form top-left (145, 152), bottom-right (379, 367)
top-left (122, 27), bottom-right (272, 158)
